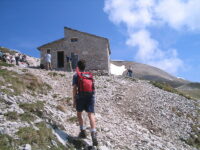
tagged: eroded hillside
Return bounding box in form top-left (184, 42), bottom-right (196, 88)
top-left (0, 64), bottom-right (199, 150)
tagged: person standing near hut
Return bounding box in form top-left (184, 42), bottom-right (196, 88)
top-left (66, 56), bottom-right (72, 72)
top-left (45, 50), bottom-right (52, 70)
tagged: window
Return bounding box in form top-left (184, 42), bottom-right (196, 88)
top-left (71, 38), bottom-right (78, 42)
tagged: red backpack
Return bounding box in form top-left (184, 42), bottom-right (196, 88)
top-left (76, 67), bottom-right (95, 93)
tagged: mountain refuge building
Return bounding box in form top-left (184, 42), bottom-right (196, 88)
top-left (37, 27), bottom-right (111, 73)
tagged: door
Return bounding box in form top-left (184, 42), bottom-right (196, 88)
top-left (57, 51), bottom-right (64, 68)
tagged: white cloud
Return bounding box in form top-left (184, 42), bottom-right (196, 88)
top-left (126, 30), bottom-right (160, 62)
top-left (104, 0), bottom-right (154, 29)
top-left (156, 0), bottom-right (200, 30)
top-left (104, 0), bottom-right (200, 75)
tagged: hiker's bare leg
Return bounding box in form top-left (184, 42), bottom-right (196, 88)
top-left (88, 112), bottom-right (96, 129)
top-left (77, 112), bottom-right (84, 127)
top-left (46, 63), bottom-right (49, 70)
top-left (50, 63), bottom-right (52, 70)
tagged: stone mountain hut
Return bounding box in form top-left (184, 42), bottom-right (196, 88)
top-left (37, 27), bottom-right (111, 72)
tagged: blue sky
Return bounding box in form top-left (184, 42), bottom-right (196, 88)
top-left (0, 0), bottom-right (200, 82)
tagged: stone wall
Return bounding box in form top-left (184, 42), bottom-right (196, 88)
top-left (39, 27), bottom-right (110, 73)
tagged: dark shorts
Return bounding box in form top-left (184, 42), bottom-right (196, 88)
top-left (76, 93), bottom-right (95, 113)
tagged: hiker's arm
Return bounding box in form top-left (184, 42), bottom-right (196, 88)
top-left (73, 85), bottom-right (77, 108)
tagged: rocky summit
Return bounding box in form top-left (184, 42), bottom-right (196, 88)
top-left (0, 58), bottom-right (199, 150)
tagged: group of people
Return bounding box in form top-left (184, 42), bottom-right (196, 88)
top-left (43, 50), bottom-right (73, 72)
top-left (0, 51), bottom-right (29, 66)
top-left (0, 51), bottom-right (15, 63)
top-left (15, 53), bottom-right (30, 66)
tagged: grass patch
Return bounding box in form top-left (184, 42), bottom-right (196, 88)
top-left (65, 97), bottom-right (72, 103)
top-left (0, 61), bottom-right (14, 67)
top-left (19, 101), bottom-right (45, 118)
top-left (53, 94), bottom-right (59, 98)
top-left (17, 122), bottom-right (66, 150)
top-left (125, 76), bottom-right (136, 82)
top-left (0, 134), bottom-right (18, 150)
top-left (21, 69), bottom-right (28, 73)
top-left (19, 112), bottom-right (36, 122)
top-left (0, 47), bottom-right (17, 55)
top-left (182, 125), bottom-right (200, 149)
top-left (59, 97), bottom-right (72, 103)
top-left (68, 116), bottom-right (77, 123)
top-left (178, 89), bottom-right (200, 100)
top-left (187, 82), bottom-right (200, 89)
top-left (150, 81), bottom-right (192, 99)
top-left (0, 69), bottom-right (52, 96)
top-left (0, 97), bottom-right (5, 103)
top-left (4, 111), bottom-right (18, 121)
top-left (48, 72), bottom-right (65, 77)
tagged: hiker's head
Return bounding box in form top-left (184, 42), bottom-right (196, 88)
top-left (47, 50), bottom-right (50, 54)
top-left (77, 59), bottom-right (86, 71)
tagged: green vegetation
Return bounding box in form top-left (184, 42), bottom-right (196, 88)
top-left (0, 47), bottom-right (17, 55)
top-left (182, 125), bottom-right (200, 149)
top-left (0, 97), bottom-right (6, 103)
top-left (59, 97), bottom-right (72, 104)
top-left (4, 111), bottom-right (36, 122)
top-left (150, 81), bottom-right (192, 99)
top-left (126, 76), bottom-right (136, 82)
top-left (0, 122), bottom-right (74, 150)
top-left (0, 69), bottom-right (52, 96)
top-left (0, 61), bottom-right (14, 67)
top-left (0, 134), bottom-right (18, 150)
top-left (19, 112), bottom-right (36, 122)
top-left (21, 69), bottom-right (28, 73)
top-left (19, 101), bottom-right (45, 118)
top-left (4, 111), bottom-right (18, 121)
top-left (187, 82), bottom-right (200, 89)
top-left (52, 94), bottom-right (59, 98)
top-left (17, 122), bottom-right (66, 150)
top-left (65, 97), bottom-right (72, 103)
top-left (48, 72), bottom-right (65, 77)
top-left (177, 82), bottom-right (200, 100)
top-left (178, 89), bottom-right (200, 100)
top-left (68, 116), bottom-right (77, 123)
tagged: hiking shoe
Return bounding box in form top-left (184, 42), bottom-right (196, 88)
top-left (78, 130), bottom-right (87, 138)
top-left (91, 131), bottom-right (98, 146)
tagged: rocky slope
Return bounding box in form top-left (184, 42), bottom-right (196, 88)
top-left (0, 61), bottom-right (199, 149)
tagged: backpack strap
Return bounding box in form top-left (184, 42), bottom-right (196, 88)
top-left (76, 67), bottom-right (83, 92)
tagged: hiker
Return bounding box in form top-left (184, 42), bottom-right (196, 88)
top-left (0, 51), bottom-right (3, 61)
top-left (3, 53), bottom-right (10, 62)
top-left (22, 55), bottom-right (30, 66)
top-left (19, 54), bottom-right (23, 62)
top-left (72, 59), bottom-right (98, 146)
top-left (127, 66), bottom-right (133, 77)
top-left (45, 50), bottom-right (52, 70)
top-left (15, 53), bottom-right (20, 65)
top-left (66, 56), bottom-right (72, 72)
top-left (11, 56), bottom-right (16, 64)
